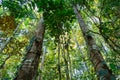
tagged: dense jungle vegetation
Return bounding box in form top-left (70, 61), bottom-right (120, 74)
top-left (0, 0), bottom-right (120, 80)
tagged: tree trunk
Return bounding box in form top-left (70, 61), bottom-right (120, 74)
top-left (39, 46), bottom-right (46, 80)
top-left (62, 43), bottom-right (69, 80)
top-left (14, 17), bottom-right (45, 80)
top-left (58, 39), bottom-right (61, 80)
top-left (66, 39), bottom-right (72, 80)
top-left (73, 4), bottom-right (115, 80)
top-left (62, 35), bottom-right (70, 80)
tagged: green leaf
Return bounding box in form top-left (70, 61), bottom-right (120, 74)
top-left (109, 63), bottom-right (116, 70)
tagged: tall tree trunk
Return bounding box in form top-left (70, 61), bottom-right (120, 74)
top-left (62, 40), bottom-right (69, 80)
top-left (63, 35), bottom-right (70, 80)
top-left (73, 4), bottom-right (115, 80)
top-left (39, 46), bottom-right (46, 80)
top-left (14, 16), bottom-right (45, 80)
top-left (66, 37), bottom-right (72, 80)
top-left (58, 39), bottom-right (61, 80)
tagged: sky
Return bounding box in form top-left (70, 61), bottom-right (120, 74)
top-left (0, 0), bottom-right (1, 4)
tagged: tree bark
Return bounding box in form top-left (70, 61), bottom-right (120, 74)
top-left (73, 4), bottom-right (115, 80)
top-left (39, 46), bottom-right (46, 80)
top-left (14, 16), bottom-right (45, 80)
top-left (58, 39), bottom-right (61, 80)
top-left (66, 38), bottom-right (72, 80)
top-left (62, 42), bottom-right (69, 80)
top-left (62, 35), bottom-right (70, 80)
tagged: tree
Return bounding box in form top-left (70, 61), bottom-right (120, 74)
top-left (0, 0), bottom-right (119, 79)
top-left (14, 16), bottom-right (45, 80)
top-left (73, 4), bottom-right (115, 80)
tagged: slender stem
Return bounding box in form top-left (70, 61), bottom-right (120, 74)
top-left (58, 37), bottom-right (61, 80)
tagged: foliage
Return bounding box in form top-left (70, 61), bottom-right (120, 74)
top-left (0, 16), bottom-right (16, 32)
top-left (0, 0), bottom-right (120, 80)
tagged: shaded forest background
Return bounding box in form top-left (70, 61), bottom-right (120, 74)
top-left (0, 0), bottom-right (120, 80)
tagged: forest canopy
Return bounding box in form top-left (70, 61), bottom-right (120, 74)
top-left (0, 0), bottom-right (120, 80)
